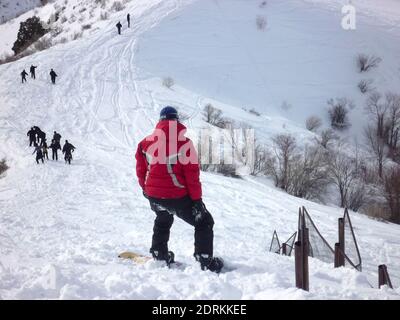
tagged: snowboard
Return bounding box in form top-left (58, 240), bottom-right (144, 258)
top-left (118, 251), bottom-right (186, 269)
top-left (118, 251), bottom-right (235, 273)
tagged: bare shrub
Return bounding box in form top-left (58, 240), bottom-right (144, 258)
top-left (256, 15), bottom-right (267, 30)
top-left (0, 159), bottom-right (9, 177)
top-left (357, 54), bottom-right (382, 73)
top-left (306, 116), bottom-right (322, 132)
top-left (82, 24), bottom-right (92, 31)
top-left (162, 77), bottom-right (174, 89)
top-left (327, 98), bottom-right (352, 130)
top-left (215, 162), bottom-right (240, 178)
top-left (288, 145), bottom-right (330, 201)
top-left (203, 104), bottom-right (229, 128)
top-left (358, 79), bottom-right (374, 94)
top-left (58, 37), bottom-right (68, 44)
top-left (111, 1), bottom-right (125, 12)
top-left (259, 1), bottom-right (267, 8)
top-left (248, 108), bottom-right (261, 116)
top-left (281, 100), bottom-right (292, 111)
top-left (100, 11), bottom-right (109, 20)
top-left (315, 129), bottom-right (337, 149)
top-left (384, 166), bottom-right (400, 224)
top-left (72, 31), bottom-right (83, 40)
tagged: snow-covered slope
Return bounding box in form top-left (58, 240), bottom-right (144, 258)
top-left (0, 0), bottom-right (41, 23)
top-left (135, 0), bottom-right (400, 140)
top-left (0, 0), bottom-right (399, 299)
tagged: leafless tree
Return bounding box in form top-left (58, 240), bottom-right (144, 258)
top-left (365, 92), bottom-right (387, 138)
top-left (364, 124), bottom-right (387, 178)
top-left (306, 116), bottom-right (322, 132)
top-left (266, 134), bottom-right (298, 190)
top-left (384, 92), bottom-right (400, 152)
top-left (288, 145), bottom-right (329, 201)
top-left (384, 166), bottom-right (400, 224)
top-left (357, 54), bottom-right (382, 73)
top-left (203, 104), bottom-right (229, 128)
top-left (327, 150), bottom-right (358, 208)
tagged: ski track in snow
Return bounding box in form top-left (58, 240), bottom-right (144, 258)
top-left (0, 0), bottom-right (399, 299)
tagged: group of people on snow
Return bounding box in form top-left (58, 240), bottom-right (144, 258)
top-left (116, 14), bottom-right (131, 35)
top-left (27, 127), bottom-right (75, 164)
top-left (21, 65), bottom-right (58, 84)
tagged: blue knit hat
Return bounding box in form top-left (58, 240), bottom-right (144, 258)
top-left (160, 106), bottom-right (179, 120)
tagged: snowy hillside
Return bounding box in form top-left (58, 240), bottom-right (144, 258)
top-left (0, 0), bottom-right (400, 299)
top-left (0, 0), bottom-right (41, 23)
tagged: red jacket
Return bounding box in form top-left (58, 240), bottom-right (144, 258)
top-left (135, 120), bottom-right (202, 200)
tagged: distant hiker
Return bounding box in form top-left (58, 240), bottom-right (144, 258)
top-left (127, 14), bottom-right (130, 28)
top-left (49, 139), bottom-right (61, 161)
top-left (27, 127), bottom-right (36, 146)
top-left (49, 69), bottom-right (57, 84)
top-left (62, 140), bottom-right (76, 165)
top-left (116, 21), bottom-right (122, 35)
top-left (37, 129), bottom-right (46, 146)
top-left (42, 139), bottom-right (49, 160)
top-left (32, 126), bottom-right (41, 143)
top-left (30, 65), bottom-right (37, 79)
top-left (52, 131), bottom-right (62, 145)
top-left (21, 70), bottom-right (28, 83)
top-left (135, 106), bottom-right (224, 273)
top-left (32, 142), bottom-right (44, 164)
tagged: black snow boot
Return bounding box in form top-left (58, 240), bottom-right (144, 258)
top-left (194, 254), bottom-right (224, 273)
top-left (150, 249), bottom-right (175, 266)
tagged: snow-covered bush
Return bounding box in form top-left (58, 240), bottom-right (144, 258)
top-left (306, 116), bottom-right (322, 132)
top-left (357, 54), bottom-right (382, 73)
top-left (162, 77), bottom-right (174, 89)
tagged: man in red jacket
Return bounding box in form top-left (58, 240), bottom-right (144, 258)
top-left (135, 106), bottom-right (223, 273)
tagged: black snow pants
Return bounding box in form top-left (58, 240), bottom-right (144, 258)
top-left (52, 149), bottom-right (58, 160)
top-left (147, 195), bottom-right (214, 258)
